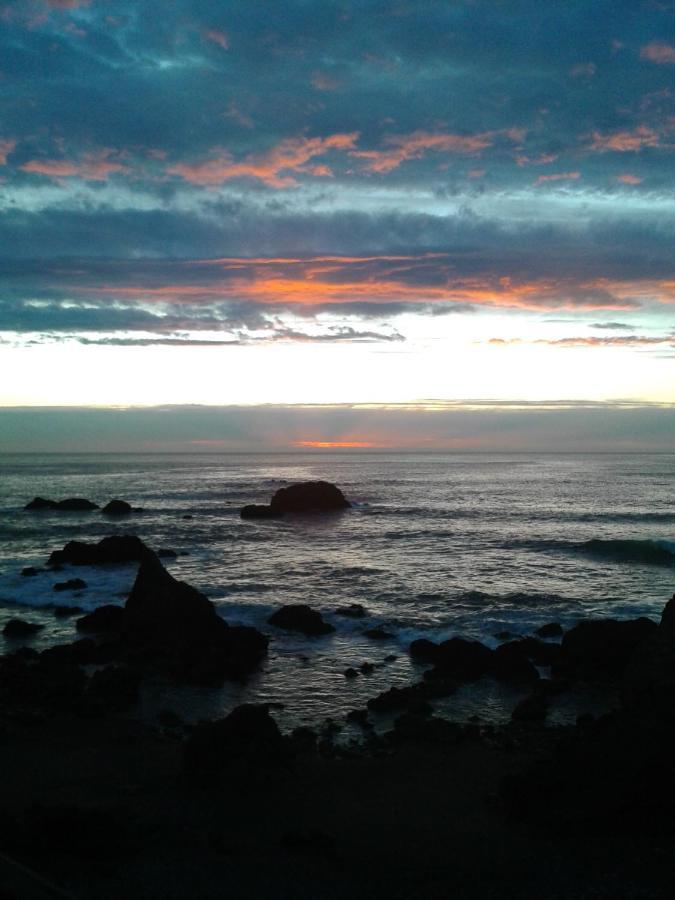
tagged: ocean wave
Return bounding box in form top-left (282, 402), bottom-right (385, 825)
top-left (579, 538), bottom-right (675, 566)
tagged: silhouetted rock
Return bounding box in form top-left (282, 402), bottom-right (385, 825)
top-left (21, 566), bottom-right (39, 577)
top-left (512, 690), bottom-right (549, 722)
top-left (48, 535), bottom-right (149, 566)
top-left (557, 617), bottom-right (657, 679)
top-left (516, 637), bottom-right (562, 667)
top-left (491, 642), bottom-right (540, 683)
top-left (367, 685), bottom-right (430, 714)
top-left (182, 704), bottom-right (285, 776)
top-left (101, 499), bottom-right (133, 515)
top-left (536, 622), bottom-right (564, 638)
top-left (343, 667), bottom-right (359, 679)
top-left (53, 577), bottom-right (87, 592)
top-left (268, 604), bottom-right (335, 636)
top-left (409, 638), bottom-right (441, 664)
top-left (124, 551), bottom-right (268, 683)
top-left (270, 481), bottom-right (351, 513)
top-left (87, 665), bottom-right (140, 710)
top-left (363, 625), bottom-right (394, 640)
top-left (391, 713), bottom-right (461, 744)
top-left (240, 504), bottom-right (283, 519)
top-left (24, 496), bottom-right (57, 510)
top-left (335, 603), bottom-right (368, 619)
top-left (360, 661), bottom-right (375, 674)
top-left (424, 637), bottom-right (494, 681)
top-left (3, 618), bottom-right (43, 638)
top-left (623, 595), bottom-right (675, 712)
top-left (157, 548), bottom-right (177, 559)
top-left (76, 605), bottom-right (125, 634)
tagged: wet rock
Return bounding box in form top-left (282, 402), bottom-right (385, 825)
top-left (101, 499), bottom-right (133, 515)
top-left (623, 595), bottom-right (675, 712)
top-left (21, 566), bottom-right (39, 577)
top-left (157, 548), bottom-right (177, 559)
top-left (536, 622), bottom-right (564, 639)
top-left (53, 577), bottom-right (87, 592)
top-left (182, 514), bottom-right (193, 520)
top-left (182, 704), bottom-right (286, 776)
top-left (384, 654), bottom-right (398, 663)
top-left (268, 604), bottom-right (335, 636)
top-left (270, 481), bottom-right (351, 513)
top-left (367, 685), bottom-right (429, 714)
top-left (557, 617), bottom-right (657, 679)
top-left (360, 661), bottom-right (375, 674)
top-left (48, 535), bottom-right (149, 567)
top-left (3, 619), bottom-right (44, 638)
top-left (423, 637), bottom-right (494, 681)
top-left (343, 667), bottom-right (359, 679)
top-left (491, 642), bottom-right (540, 684)
top-left (409, 638), bottom-right (441, 664)
top-left (76, 605), bottom-right (124, 634)
top-left (363, 625), bottom-right (394, 641)
top-left (516, 637), bottom-right (562, 667)
top-left (346, 708), bottom-right (369, 725)
top-left (240, 504), bottom-right (283, 519)
top-left (334, 603), bottom-right (368, 619)
top-left (24, 497), bottom-right (57, 510)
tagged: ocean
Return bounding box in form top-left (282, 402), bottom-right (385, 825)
top-left (0, 452), bottom-right (673, 731)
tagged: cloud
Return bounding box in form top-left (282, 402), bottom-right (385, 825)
top-left (617, 173), bottom-right (642, 184)
top-left (350, 130), bottom-right (502, 174)
top-left (570, 62), bottom-right (596, 78)
top-left (589, 126), bottom-right (662, 152)
top-left (0, 139), bottom-right (16, 164)
top-left (21, 150), bottom-right (127, 181)
top-left (489, 334), bottom-right (673, 348)
top-left (166, 133), bottom-right (359, 187)
top-left (640, 41), bottom-right (675, 65)
top-left (535, 171), bottom-right (581, 184)
top-left (591, 322), bottom-right (631, 330)
top-left (202, 28), bottom-right (229, 50)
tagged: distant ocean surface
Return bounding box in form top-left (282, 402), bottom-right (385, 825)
top-left (1, 452), bottom-right (673, 730)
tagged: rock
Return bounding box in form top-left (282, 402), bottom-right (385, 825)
top-left (24, 497), bottom-right (57, 510)
top-left (623, 595), bottom-right (675, 712)
top-left (363, 625), bottom-right (393, 640)
top-left (270, 481), bottom-right (351, 514)
top-left (48, 535), bottom-right (149, 567)
top-left (268, 604), bottom-right (335, 636)
top-left (240, 504), bottom-right (283, 519)
top-left (346, 708), bottom-right (370, 725)
top-left (557, 617), bottom-right (657, 679)
top-left (3, 619), bottom-right (43, 638)
top-left (21, 567), bottom-right (39, 577)
top-left (76, 605), bottom-right (124, 634)
top-left (53, 605), bottom-right (84, 617)
top-left (512, 691), bottom-right (549, 722)
top-left (424, 637), bottom-right (494, 681)
top-left (182, 704), bottom-right (286, 776)
top-left (334, 603), bottom-right (368, 619)
top-left (343, 667), bottom-right (359, 679)
top-left (157, 548), bottom-right (177, 559)
top-left (367, 685), bottom-right (428, 713)
top-left (360, 661), bottom-right (375, 674)
top-left (536, 622), bottom-right (564, 639)
top-left (392, 713), bottom-right (461, 744)
top-left (491, 642), bottom-right (540, 684)
top-left (101, 499), bottom-right (133, 515)
top-left (182, 514), bottom-right (193, 520)
top-left (409, 638), bottom-right (441, 664)
top-left (53, 578), bottom-right (87, 592)
top-left (516, 637), bottom-right (562, 667)
top-left (124, 551), bottom-right (268, 683)
top-left (384, 654), bottom-right (398, 663)
top-left (87, 665), bottom-right (140, 710)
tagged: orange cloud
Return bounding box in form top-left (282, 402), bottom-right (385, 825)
top-left (535, 171), bottom-right (580, 184)
top-left (21, 150), bottom-right (127, 181)
top-left (0, 139), bottom-right (16, 164)
top-left (351, 130), bottom-right (496, 173)
top-left (640, 41), bottom-right (675, 65)
top-left (311, 70), bottom-right (342, 91)
top-left (617, 173), bottom-right (642, 184)
top-left (589, 126), bottom-right (661, 152)
top-left (516, 153), bottom-right (557, 166)
top-left (295, 440), bottom-right (378, 448)
top-left (490, 335), bottom-right (672, 348)
top-left (203, 28), bottom-right (229, 50)
top-left (166, 133), bottom-right (359, 187)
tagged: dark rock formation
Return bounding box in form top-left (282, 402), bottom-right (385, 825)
top-left (268, 604), bottom-right (335, 636)
top-left (536, 622), bottom-right (564, 638)
top-left (21, 567), bottom-right (39, 577)
top-left (343, 667), bottom-right (359, 679)
top-left (363, 625), bottom-right (394, 640)
top-left (511, 690), bottom-right (549, 723)
top-left (556, 616), bottom-right (657, 679)
top-left (409, 638), bottom-right (441, 664)
top-left (53, 605), bottom-right (84, 617)
top-left (182, 704), bottom-right (286, 777)
top-left (335, 603), bottom-right (368, 619)
top-left (124, 551), bottom-right (268, 683)
top-left (359, 661), bottom-right (375, 674)
top-left (24, 497), bottom-right (57, 510)
top-left (26, 497), bottom-right (99, 511)
top-left (491, 642), bottom-right (540, 684)
top-left (422, 637), bottom-right (494, 681)
top-left (101, 499), bottom-right (133, 515)
top-left (87, 665), bottom-right (140, 711)
top-left (391, 713), bottom-right (462, 745)
top-left (76, 605), bottom-right (125, 634)
top-left (157, 548), bottom-right (177, 559)
top-left (3, 618), bottom-right (44, 638)
top-left (240, 504), bottom-right (284, 520)
top-left (623, 595), bottom-right (675, 712)
top-left (48, 535), bottom-right (149, 567)
top-left (54, 578), bottom-right (87, 592)
top-left (270, 481), bottom-right (351, 513)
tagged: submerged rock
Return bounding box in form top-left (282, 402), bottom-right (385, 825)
top-left (21, 566), bottom-right (39, 577)
top-left (363, 625), bottom-right (394, 641)
top-left (268, 604), bottom-right (335, 636)
top-left (101, 499), bottom-right (133, 515)
top-left (48, 535), bottom-right (149, 567)
top-left (26, 497), bottom-right (99, 511)
top-left (240, 504), bottom-right (283, 520)
top-left (335, 603), bottom-right (368, 619)
top-left (24, 497), bottom-right (57, 510)
top-left (536, 622), bottom-right (564, 639)
top-left (53, 578), bottom-right (87, 592)
top-left (270, 480), bottom-right (351, 513)
top-left (3, 618), bottom-right (44, 638)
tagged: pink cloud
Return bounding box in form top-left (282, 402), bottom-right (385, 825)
top-left (468, 169), bottom-right (485, 178)
top-left (351, 130), bottom-right (499, 174)
top-left (535, 171), bottom-right (581, 184)
top-left (0, 139), bottom-right (16, 164)
top-left (44, 0), bottom-right (90, 8)
top-left (640, 41), bottom-right (675, 65)
top-left (21, 150), bottom-right (127, 181)
top-left (570, 62), bottom-right (596, 78)
top-left (202, 28), bottom-right (229, 50)
top-left (490, 335), bottom-right (671, 348)
top-left (311, 70), bottom-right (342, 91)
top-left (589, 125), bottom-right (661, 151)
top-left (166, 133), bottom-right (359, 187)
top-left (516, 153), bottom-right (558, 166)
top-left (617, 173), bottom-right (642, 184)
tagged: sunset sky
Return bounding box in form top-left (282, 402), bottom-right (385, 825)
top-left (0, 0), bottom-right (673, 449)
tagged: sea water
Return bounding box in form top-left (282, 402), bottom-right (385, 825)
top-left (0, 452), bottom-right (673, 729)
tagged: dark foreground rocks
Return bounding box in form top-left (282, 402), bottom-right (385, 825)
top-left (2, 619), bottom-right (43, 639)
top-left (101, 499), bottom-right (134, 515)
top-left (241, 480), bottom-right (351, 518)
top-left (25, 497), bottom-right (99, 511)
top-left (268, 604), bottom-right (335, 636)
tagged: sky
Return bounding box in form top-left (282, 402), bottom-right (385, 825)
top-left (0, 0), bottom-right (673, 450)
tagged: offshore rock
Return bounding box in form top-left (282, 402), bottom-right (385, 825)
top-left (240, 504), bottom-right (283, 519)
top-left (53, 578), bottom-right (87, 592)
top-left (268, 604), bottom-right (335, 636)
top-left (270, 481), bottom-right (351, 513)
top-left (101, 499), bottom-right (133, 515)
top-left (421, 637), bottom-right (494, 681)
top-left (3, 618), bottom-right (44, 638)
top-left (48, 535), bottom-right (149, 567)
top-left (25, 497), bottom-right (99, 511)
